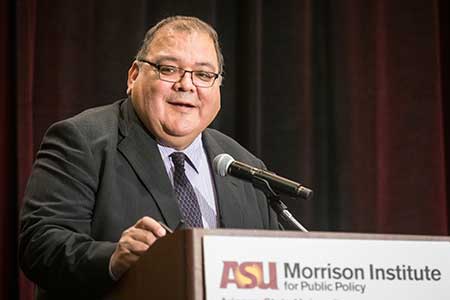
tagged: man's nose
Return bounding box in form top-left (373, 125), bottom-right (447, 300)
top-left (174, 71), bottom-right (195, 92)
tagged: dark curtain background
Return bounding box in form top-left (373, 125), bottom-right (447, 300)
top-left (1, 0), bottom-right (449, 299)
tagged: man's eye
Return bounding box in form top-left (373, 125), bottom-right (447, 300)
top-left (159, 66), bottom-right (177, 75)
top-left (195, 71), bottom-right (215, 81)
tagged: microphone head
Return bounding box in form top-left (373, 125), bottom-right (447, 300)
top-left (213, 154), bottom-right (235, 177)
top-left (298, 186), bottom-right (314, 200)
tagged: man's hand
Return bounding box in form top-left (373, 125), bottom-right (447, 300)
top-left (110, 216), bottom-right (167, 279)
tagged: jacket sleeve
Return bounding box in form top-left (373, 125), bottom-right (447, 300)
top-left (18, 119), bottom-right (116, 295)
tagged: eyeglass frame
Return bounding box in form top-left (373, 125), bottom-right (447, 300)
top-left (136, 58), bottom-right (222, 88)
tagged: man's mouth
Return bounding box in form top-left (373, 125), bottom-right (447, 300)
top-left (168, 100), bottom-right (196, 108)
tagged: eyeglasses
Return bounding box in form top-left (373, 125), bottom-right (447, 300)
top-left (137, 59), bottom-right (221, 88)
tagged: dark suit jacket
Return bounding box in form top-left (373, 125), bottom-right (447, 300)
top-left (19, 98), bottom-right (278, 299)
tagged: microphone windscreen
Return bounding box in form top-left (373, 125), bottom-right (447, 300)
top-left (213, 153), bottom-right (234, 176)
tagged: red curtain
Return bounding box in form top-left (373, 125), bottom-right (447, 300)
top-left (1, 0), bottom-right (449, 299)
top-left (326, 1), bottom-right (447, 233)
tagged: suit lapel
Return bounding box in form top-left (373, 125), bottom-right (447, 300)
top-left (117, 100), bottom-right (182, 229)
top-left (203, 130), bottom-right (245, 228)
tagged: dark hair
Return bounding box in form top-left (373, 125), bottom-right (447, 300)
top-left (135, 16), bottom-right (224, 73)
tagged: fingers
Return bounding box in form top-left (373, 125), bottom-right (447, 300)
top-left (134, 216), bottom-right (166, 237)
top-left (118, 228), bottom-right (157, 255)
top-left (110, 216), bottom-right (167, 279)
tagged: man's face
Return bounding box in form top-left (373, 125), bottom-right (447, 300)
top-left (127, 28), bottom-right (221, 150)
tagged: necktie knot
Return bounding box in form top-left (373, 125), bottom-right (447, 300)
top-left (170, 152), bottom-right (186, 171)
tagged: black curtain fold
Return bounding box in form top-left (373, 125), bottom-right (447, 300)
top-left (1, 1), bottom-right (18, 299)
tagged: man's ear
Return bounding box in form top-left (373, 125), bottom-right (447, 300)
top-left (126, 61), bottom-right (139, 95)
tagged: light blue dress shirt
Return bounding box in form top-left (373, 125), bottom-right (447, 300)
top-left (157, 134), bottom-right (218, 228)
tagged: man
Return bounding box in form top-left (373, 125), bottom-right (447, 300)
top-left (19, 16), bottom-right (278, 299)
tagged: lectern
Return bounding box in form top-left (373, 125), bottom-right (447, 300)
top-left (107, 229), bottom-right (450, 300)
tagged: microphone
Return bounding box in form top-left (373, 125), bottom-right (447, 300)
top-left (213, 154), bottom-right (313, 200)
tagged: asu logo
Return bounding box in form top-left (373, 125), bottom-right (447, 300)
top-left (220, 261), bottom-right (278, 289)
